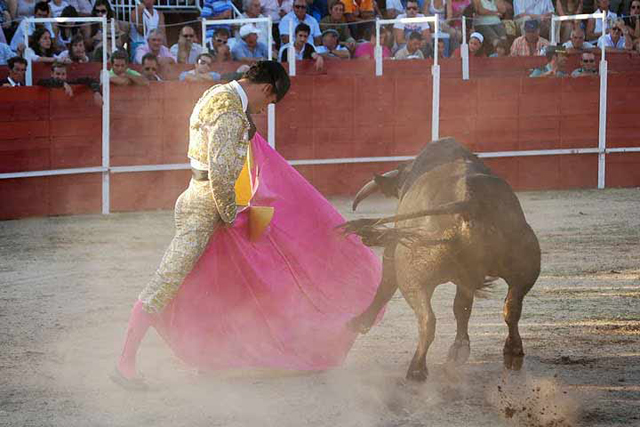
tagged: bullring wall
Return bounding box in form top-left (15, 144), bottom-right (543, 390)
top-left (1, 57), bottom-right (639, 219)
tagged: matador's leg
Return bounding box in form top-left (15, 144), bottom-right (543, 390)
top-left (116, 181), bottom-right (220, 384)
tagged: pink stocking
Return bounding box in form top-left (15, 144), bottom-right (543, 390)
top-left (117, 300), bottom-right (155, 379)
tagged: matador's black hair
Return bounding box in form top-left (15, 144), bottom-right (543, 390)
top-left (245, 60), bottom-right (291, 103)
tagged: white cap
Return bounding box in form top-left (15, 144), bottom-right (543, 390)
top-left (239, 24), bottom-right (260, 39)
top-left (470, 32), bottom-right (484, 43)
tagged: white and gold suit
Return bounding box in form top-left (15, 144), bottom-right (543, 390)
top-left (139, 81), bottom-right (251, 313)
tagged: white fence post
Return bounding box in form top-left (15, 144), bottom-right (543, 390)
top-left (102, 16), bottom-right (111, 214)
top-left (432, 18), bottom-right (440, 140)
top-left (461, 16), bottom-right (469, 80)
top-left (287, 19), bottom-right (296, 76)
top-left (597, 12), bottom-right (607, 189)
top-left (375, 19), bottom-right (382, 76)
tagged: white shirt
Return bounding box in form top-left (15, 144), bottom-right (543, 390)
top-left (393, 13), bottom-right (431, 34)
top-left (597, 33), bottom-right (626, 49)
top-left (514, 0), bottom-right (555, 17)
top-left (385, 0), bottom-right (404, 12)
top-left (260, 0), bottom-right (292, 23)
top-left (4, 76), bottom-right (20, 86)
top-left (130, 7), bottom-right (160, 44)
top-left (593, 9), bottom-right (617, 37)
top-left (562, 40), bottom-right (595, 49)
top-left (170, 43), bottom-right (204, 64)
top-left (49, 0), bottom-right (70, 17)
top-left (189, 81), bottom-right (249, 171)
top-left (278, 42), bottom-right (315, 60)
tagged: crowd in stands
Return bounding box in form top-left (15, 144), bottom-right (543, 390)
top-left (2, 0), bottom-right (640, 89)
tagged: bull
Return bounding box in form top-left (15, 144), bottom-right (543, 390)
top-left (341, 137), bottom-right (541, 381)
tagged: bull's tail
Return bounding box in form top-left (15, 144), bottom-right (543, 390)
top-left (337, 218), bottom-right (456, 249)
top-left (337, 200), bottom-right (471, 247)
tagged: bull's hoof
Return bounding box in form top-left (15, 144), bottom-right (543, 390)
top-left (447, 338), bottom-right (471, 365)
top-left (346, 312), bottom-right (376, 334)
top-left (503, 353), bottom-right (524, 371)
top-left (406, 368), bottom-right (428, 382)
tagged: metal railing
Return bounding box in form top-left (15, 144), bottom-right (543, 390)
top-left (15, 16), bottom-right (112, 213)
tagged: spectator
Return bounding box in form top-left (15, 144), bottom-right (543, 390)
top-left (445, 0), bottom-right (473, 46)
top-left (341, 0), bottom-right (380, 21)
top-left (597, 18), bottom-right (633, 49)
top-left (141, 53), bottom-right (162, 81)
top-left (232, 24), bottom-right (269, 63)
top-left (586, 0), bottom-right (617, 42)
top-left (24, 27), bottom-right (57, 62)
top-left (171, 25), bottom-right (203, 64)
top-left (319, 0), bottom-right (356, 50)
top-left (0, 55), bottom-right (26, 86)
top-left (88, 0), bottom-right (130, 55)
top-left (472, 0), bottom-right (508, 49)
top-left (510, 19), bottom-right (550, 56)
top-left (562, 28), bottom-right (595, 53)
top-left (130, 0), bottom-right (166, 55)
top-left (56, 33), bottom-right (89, 63)
top-left (240, 0), bottom-right (271, 48)
top-left (261, 0), bottom-right (293, 26)
top-left (624, 0), bottom-right (640, 40)
top-left (109, 49), bottom-right (148, 86)
top-left (134, 29), bottom-right (177, 66)
top-left (353, 23), bottom-right (392, 59)
top-left (278, 22), bottom-right (324, 70)
top-left (452, 31), bottom-right (486, 57)
top-left (14, 0), bottom-right (36, 24)
top-left (207, 27), bottom-right (232, 62)
top-left (513, 0), bottom-right (555, 40)
top-left (489, 38), bottom-right (510, 56)
top-left (555, 0), bottom-right (583, 43)
top-left (10, 1), bottom-right (55, 51)
top-left (0, 0), bottom-right (14, 45)
top-left (308, 0), bottom-right (330, 20)
top-left (0, 42), bottom-right (16, 64)
top-left (571, 51), bottom-right (598, 76)
top-left (425, 0), bottom-right (464, 53)
top-left (37, 61), bottom-right (103, 106)
top-left (529, 46), bottom-right (568, 77)
top-left (49, 0), bottom-right (69, 17)
top-left (279, 0), bottom-right (322, 45)
top-left (394, 31), bottom-right (425, 59)
top-left (67, 0), bottom-right (94, 16)
top-left (55, 6), bottom-right (82, 52)
top-left (393, 0), bottom-right (431, 50)
top-left (201, 0), bottom-right (234, 40)
top-left (316, 28), bottom-right (350, 58)
top-left (178, 52), bottom-right (222, 82)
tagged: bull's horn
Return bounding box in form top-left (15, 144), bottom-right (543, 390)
top-left (351, 170), bottom-right (399, 212)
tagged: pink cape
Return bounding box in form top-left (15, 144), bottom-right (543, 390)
top-left (154, 133), bottom-right (382, 371)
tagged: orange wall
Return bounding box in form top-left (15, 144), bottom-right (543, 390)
top-left (1, 58), bottom-right (640, 220)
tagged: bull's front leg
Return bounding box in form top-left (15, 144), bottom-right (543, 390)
top-left (347, 245), bottom-right (397, 334)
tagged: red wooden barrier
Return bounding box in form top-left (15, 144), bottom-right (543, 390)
top-left (1, 58), bottom-right (640, 220)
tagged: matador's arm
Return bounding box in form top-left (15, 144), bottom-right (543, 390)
top-left (207, 111), bottom-right (248, 224)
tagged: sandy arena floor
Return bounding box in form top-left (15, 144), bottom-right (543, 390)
top-left (1, 188), bottom-right (639, 427)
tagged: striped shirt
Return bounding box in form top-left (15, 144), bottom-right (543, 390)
top-left (202, 0), bottom-right (234, 37)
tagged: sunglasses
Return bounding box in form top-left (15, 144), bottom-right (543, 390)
top-left (612, 27), bottom-right (622, 32)
top-left (182, 34), bottom-right (195, 38)
top-left (215, 38), bottom-right (227, 44)
top-left (406, 6), bottom-right (418, 10)
top-left (95, 8), bottom-right (108, 13)
top-left (582, 58), bottom-right (595, 63)
top-left (143, 66), bottom-right (157, 71)
top-left (294, 4), bottom-right (306, 8)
